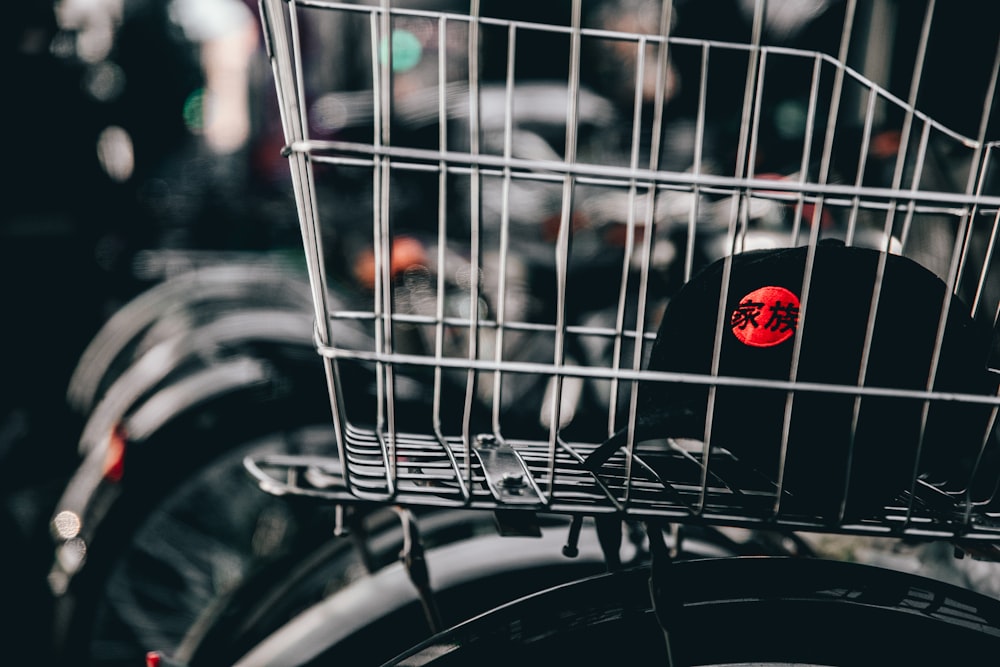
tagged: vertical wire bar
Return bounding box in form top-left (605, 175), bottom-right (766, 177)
top-left (432, 14), bottom-right (449, 442)
top-left (700, 0), bottom-right (766, 514)
top-left (963, 210), bottom-right (1000, 514)
top-left (618, 0), bottom-right (675, 506)
top-left (857, 0), bottom-right (935, 522)
top-left (773, 15), bottom-right (854, 518)
top-left (970, 145), bottom-right (1000, 318)
top-left (841, 0), bottom-right (935, 508)
top-left (373, 4), bottom-right (398, 494)
top-left (260, 0), bottom-right (351, 491)
top-left (643, 0), bottom-right (674, 192)
top-left (774, 0), bottom-right (861, 521)
top-left (922, 28), bottom-right (1000, 524)
top-left (814, 0), bottom-right (856, 198)
top-left (274, 0), bottom-right (334, 355)
top-left (776, 0), bottom-right (857, 519)
top-left (899, 0), bottom-right (973, 523)
top-left (897, 120), bottom-right (932, 250)
top-left (491, 24), bottom-right (518, 435)
top-left (430, 15), bottom-right (470, 502)
top-left (878, 0), bottom-right (935, 251)
top-left (742, 47), bottom-right (768, 251)
top-left (631, 1), bottom-right (675, 501)
top-left (608, 30), bottom-right (650, 433)
top-left (960, 36), bottom-right (1000, 316)
top-left (463, 0), bottom-right (483, 490)
top-left (967, 397), bottom-right (1000, 516)
top-left (973, 273), bottom-right (1000, 512)
top-left (953, 34), bottom-right (1000, 522)
top-left (788, 54), bottom-right (823, 247)
top-left (370, 10), bottom-right (384, 447)
top-left (684, 42), bottom-right (710, 283)
top-left (274, 0), bottom-right (334, 404)
top-left (845, 87), bottom-right (878, 247)
top-left (608, 31), bottom-right (650, 488)
top-left (549, 0), bottom-right (584, 500)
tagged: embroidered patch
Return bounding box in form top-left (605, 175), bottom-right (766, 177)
top-left (730, 286), bottom-right (801, 347)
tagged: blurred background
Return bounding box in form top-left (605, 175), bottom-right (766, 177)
top-left (4, 0), bottom-right (299, 660)
top-left (4, 0), bottom-right (298, 503)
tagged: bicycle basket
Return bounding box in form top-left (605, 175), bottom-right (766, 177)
top-left (253, 0), bottom-right (1000, 542)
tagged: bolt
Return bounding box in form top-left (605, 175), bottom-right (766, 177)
top-left (475, 433), bottom-right (498, 448)
top-left (501, 471), bottom-right (525, 488)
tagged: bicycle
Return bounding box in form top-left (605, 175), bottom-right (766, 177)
top-left (151, 0), bottom-right (1000, 664)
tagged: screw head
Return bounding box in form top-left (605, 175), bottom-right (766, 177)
top-left (501, 471), bottom-right (525, 488)
top-left (475, 433), bottom-right (498, 447)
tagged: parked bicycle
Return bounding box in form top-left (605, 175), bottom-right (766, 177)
top-left (95, 0), bottom-right (1000, 665)
top-left (227, 0), bottom-right (1000, 663)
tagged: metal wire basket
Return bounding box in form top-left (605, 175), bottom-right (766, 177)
top-left (252, 0), bottom-right (1000, 544)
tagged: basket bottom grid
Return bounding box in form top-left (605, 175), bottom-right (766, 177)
top-left (242, 423), bottom-right (1000, 545)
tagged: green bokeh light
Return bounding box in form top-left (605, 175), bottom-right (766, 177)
top-left (379, 29), bottom-right (423, 73)
top-left (183, 88), bottom-right (205, 132)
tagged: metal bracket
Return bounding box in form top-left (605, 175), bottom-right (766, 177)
top-left (472, 434), bottom-right (543, 506)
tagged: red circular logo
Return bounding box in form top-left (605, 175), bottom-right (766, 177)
top-left (730, 286), bottom-right (801, 348)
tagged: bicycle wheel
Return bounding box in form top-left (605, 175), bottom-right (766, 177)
top-left (181, 512), bottom-right (613, 666)
top-left (60, 425), bottom-right (340, 667)
top-left (384, 556), bottom-right (1000, 666)
top-left (205, 523), bottom-right (818, 667)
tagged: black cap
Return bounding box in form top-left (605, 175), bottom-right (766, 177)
top-left (584, 240), bottom-right (998, 520)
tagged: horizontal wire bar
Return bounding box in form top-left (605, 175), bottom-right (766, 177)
top-left (314, 342), bottom-right (1000, 409)
top-left (298, 140), bottom-right (1000, 210)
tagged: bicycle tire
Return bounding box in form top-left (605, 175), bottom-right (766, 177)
top-left (384, 556), bottom-right (1000, 666)
top-left (52, 422), bottom-right (336, 667)
top-left (177, 508), bottom-right (595, 664)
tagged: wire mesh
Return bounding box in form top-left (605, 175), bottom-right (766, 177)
top-left (254, 0), bottom-right (1000, 542)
